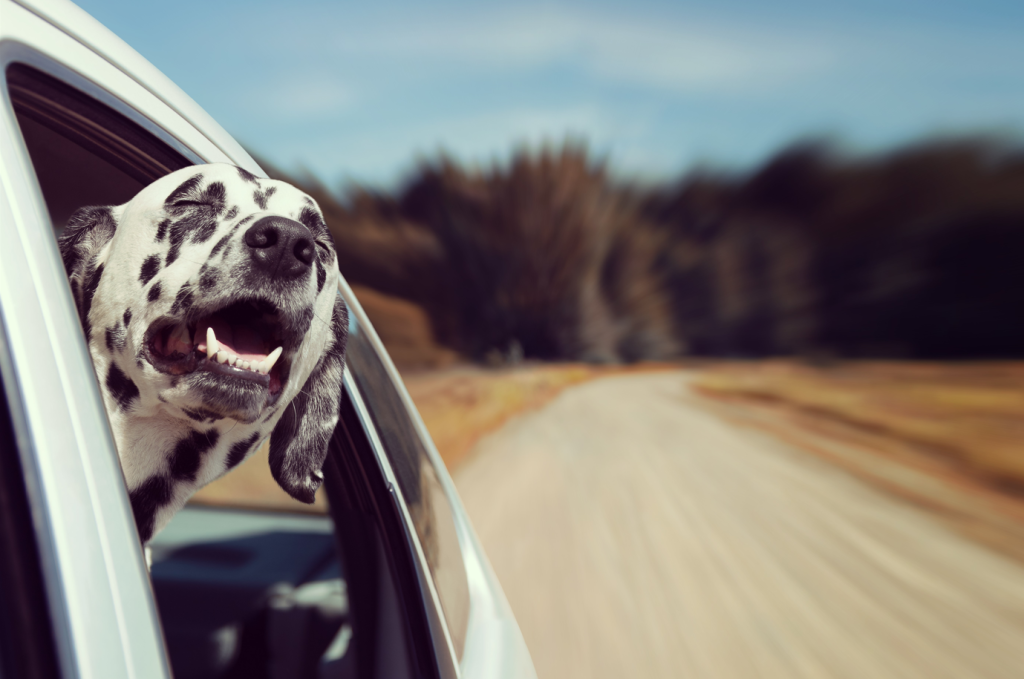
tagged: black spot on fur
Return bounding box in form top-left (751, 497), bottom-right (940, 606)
top-left (80, 262), bottom-right (105, 340)
top-left (105, 323), bottom-right (126, 353)
top-left (170, 284), bottom-right (194, 316)
top-left (105, 362), bottom-right (139, 412)
top-left (316, 258), bottom-right (326, 293)
top-left (199, 266), bottom-right (219, 291)
top-left (253, 186), bottom-right (277, 210)
top-left (226, 432), bottom-right (260, 470)
top-left (148, 282), bottom-right (162, 302)
top-left (155, 219), bottom-right (170, 242)
top-left (204, 182), bottom-right (227, 212)
top-left (165, 174), bottom-right (203, 206)
top-left (225, 206), bottom-right (239, 221)
top-left (169, 429), bottom-right (220, 482)
top-left (298, 206), bottom-right (327, 236)
top-left (165, 234), bottom-right (183, 266)
top-left (210, 234), bottom-right (231, 258)
top-left (192, 217), bottom-right (218, 244)
top-left (123, 308), bottom-right (132, 327)
top-left (59, 206), bottom-right (115, 275)
top-left (237, 166), bottom-right (260, 184)
top-left (139, 255), bottom-right (161, 285)
top-left (129, 475), bottom-right (172, 542)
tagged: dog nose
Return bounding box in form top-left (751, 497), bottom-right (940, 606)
top-left (244, 217), bottom-right (314, 280)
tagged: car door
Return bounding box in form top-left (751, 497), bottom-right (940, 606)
top-left (0, 4), bottom-right (470, 677)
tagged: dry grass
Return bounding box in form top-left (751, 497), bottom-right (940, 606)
top-left (693, 361), bottom-right (1024, 490)
top-left (191, 362), bottom-right (662, 512)
top-left (404, 363), bottom-right (605, 470)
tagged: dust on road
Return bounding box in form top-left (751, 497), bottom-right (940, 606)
top-left (453, 372), bottom-right (1024, 679)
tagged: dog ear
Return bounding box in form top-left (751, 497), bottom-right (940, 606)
top-left (268, 294), bottom-right (349, 503)
top-left (58, 206), bottom-right (118, 333)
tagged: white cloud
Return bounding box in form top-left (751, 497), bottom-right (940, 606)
top-left (254, 74), bottom-right (354, 120)
top-left (252, 6), bottom-right (835, 94)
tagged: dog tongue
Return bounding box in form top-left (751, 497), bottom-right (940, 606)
top-left (197, 318), bottom-right (269, 362)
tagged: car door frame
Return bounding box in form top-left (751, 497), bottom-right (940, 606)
top-left (0, 5), bottom-right (463, 677)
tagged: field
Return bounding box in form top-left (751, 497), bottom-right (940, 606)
top-left (193, 357), bottom-right (1024, 562)
top-left (693, 361), bottom-right (1024, 491)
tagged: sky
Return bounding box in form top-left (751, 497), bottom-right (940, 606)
top-left (76, 0), bottom-right (1024, 191)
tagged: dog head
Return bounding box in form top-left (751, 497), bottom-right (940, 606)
top-left (59, 164), bottom-right (348, 539)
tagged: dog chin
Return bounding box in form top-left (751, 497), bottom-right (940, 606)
top-left (185, 371), bottom-right (273, 424)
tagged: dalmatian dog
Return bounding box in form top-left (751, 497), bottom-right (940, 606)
top-left (58, 163), bottom-right (348, 544)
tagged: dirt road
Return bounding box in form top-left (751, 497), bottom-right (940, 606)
top-left (453, 372), bottom-right (1024, 679)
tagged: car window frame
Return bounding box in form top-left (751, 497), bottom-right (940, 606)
top-left (0, 21), bottom-right (464, 678)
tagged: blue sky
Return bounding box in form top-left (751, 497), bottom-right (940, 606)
top-left (77, 0), bottom-right (1023, 190)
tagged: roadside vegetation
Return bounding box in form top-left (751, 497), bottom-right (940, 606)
top-left (267, 135), bottom-right (1024, 364)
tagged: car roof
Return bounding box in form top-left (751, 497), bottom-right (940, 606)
top-left (13, 0), bottom-right (258, 170)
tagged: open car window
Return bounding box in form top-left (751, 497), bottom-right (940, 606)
top-left (5, 57), bottom-right (457, 678)
top-left (6, 62), bottom-right (194, 232)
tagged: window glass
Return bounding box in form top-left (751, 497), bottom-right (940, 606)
top-left (344, 316), bottom-right (470, 658)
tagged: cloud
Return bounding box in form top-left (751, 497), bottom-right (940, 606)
top-left (253, 75), bottom-right (353, 120)
top-left (246, 6), bottom-right (835, 94)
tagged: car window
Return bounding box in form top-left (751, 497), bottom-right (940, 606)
top-left (344, 317), bottom-right (471, 659)
top-left (5, 59), bottom-right (448, 678)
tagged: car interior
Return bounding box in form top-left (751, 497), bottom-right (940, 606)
top-left (3, 60), bottom-right (461, 679)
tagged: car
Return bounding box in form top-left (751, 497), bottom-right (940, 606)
top-left (0, 1), bottom-right (537, 677)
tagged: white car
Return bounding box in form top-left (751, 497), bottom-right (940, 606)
top-left (0, 1), bottom-right (536, 677)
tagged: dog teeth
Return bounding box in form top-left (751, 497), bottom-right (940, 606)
top-left (208, 345), bottom-right (281, 376)
top-left (265, 347), bottom-right (283, 372)
top-left (206, 327), bottom-right (219, 358)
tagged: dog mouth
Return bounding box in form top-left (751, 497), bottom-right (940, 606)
top-left (145, 299), bottom-right (290, 400)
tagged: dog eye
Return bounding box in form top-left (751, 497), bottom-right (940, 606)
top-left (171, 200), bottom-right (206, 208)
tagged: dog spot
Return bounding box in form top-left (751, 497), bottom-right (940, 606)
top-left (155, 219), bottom-right (170, 242)
top-left (254, 186), bottom-right (277, 210)
top-left (170, 284), bottom-right (194, 316)
top-left (129, 475), bottom-right (172, 542)
top-left (123, 308), bottom-right (132, 327)
top-left (148, 281), bottom-right (162, 302)
top-left (182, 407), bottom-right (221, 423)
top-left (204, 182), bottom-right (227, 215)
top-left (226, 432), bottom-right (260, 470)
top-left (165, 174), bottom-right (203, 206)
top-left (199, 266), bottom-right (219, 291)
top-left (80, 262), bottom-right (105, 341)
top-left (236, 166), bottom-right (260, 184)
top-left (105, 323), bottom-right (127, 353)
top-left (165, 228), bottom-right (184, 266)
top-left (139, 255), bottom-right (161, 285)
top-left (105, 362), bottom-right (139, 412)
top-left (225, 206), bottom-right (239, 221)
top-left (169, 429), bottom-right (220, 482)
top-left (316, 258), bottom-right (326, 293)
top-left (298, 206), bottom-right (327, 236)
top-left (209, 234), bottom-right (231, 258)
